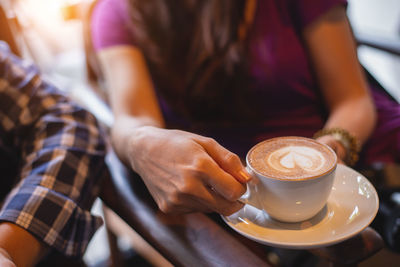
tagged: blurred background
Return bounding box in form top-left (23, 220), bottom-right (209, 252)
top-left (1, 0), bottom-right (400, 266)
top-left (4, 0), bottom-right (399, 122)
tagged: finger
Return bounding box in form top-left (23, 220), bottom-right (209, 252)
top-left (316, 136), bottom-right (347, 162)
top-left (161, 173), bottom-right (245, 215)
top-left (153, 186), bottom-right (215, 214)
top-left (195, 137), bottom-right (252, 183)
top-left (194, 156), bottom-right (247, 202)
top-left (206, 193), bottom-right (245, 216)
top-left (188, 185), bottom-right (245, 215)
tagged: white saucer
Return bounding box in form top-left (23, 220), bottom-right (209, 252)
top-left (222, 164), bottom-right (379, 249)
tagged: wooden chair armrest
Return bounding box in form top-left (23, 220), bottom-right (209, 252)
top-left (310, 227), bottom-right (384, 266)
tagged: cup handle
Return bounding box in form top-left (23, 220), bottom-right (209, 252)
top-left (238, 167), bottom-right (263, 210)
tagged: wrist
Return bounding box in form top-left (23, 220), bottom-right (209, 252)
top-left (111, 124), bottom-right (156, 168)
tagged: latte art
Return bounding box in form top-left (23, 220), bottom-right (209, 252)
top-left (267, 146), bottom-right (326, 174)
top-left (247, 137), bottom-right (336, 180)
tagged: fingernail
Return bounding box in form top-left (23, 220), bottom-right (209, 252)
top-left (239, 169), bottom-right (252, 182)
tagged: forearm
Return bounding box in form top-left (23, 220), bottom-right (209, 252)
top-left (0, 96), bottom-right (107, 259)
top-left (0, 222), bottom-right (47, 267)
top-left (303, 5), bottom-right (377, 147)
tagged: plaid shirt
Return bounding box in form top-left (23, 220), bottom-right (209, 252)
top-left (0, 41), bottom-right (109, 258)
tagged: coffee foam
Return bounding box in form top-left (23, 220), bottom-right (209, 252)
top-left (267, 145), bottom-right (326, 174)
top-left (248, 137), bottom-right (336, 180)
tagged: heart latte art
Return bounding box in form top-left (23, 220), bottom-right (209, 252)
top-left (267, 146), bottom-right (325, 173)
top-left (248, 137), bottom-right (336, 180)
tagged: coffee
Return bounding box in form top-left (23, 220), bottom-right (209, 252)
top-left (248, 136), bottom-right (336, 180)
top-left (242, 136), bottom-right (338, 222)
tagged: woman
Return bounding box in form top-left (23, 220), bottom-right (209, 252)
top-left (91, 0), bottom-right (398, 215)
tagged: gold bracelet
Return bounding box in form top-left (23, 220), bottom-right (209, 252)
top-left (313, 128), bottom-right (360, 166)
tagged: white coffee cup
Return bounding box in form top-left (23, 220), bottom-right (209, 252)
top-left (241, 136), bottom-right (337, 223)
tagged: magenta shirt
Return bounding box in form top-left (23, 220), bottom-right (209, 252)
top-left (92, 0), bottom-right (400, 165)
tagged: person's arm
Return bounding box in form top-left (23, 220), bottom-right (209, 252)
top-left (0, 42), bottom-right (106, 261)
top-left (0, 222), bottom-right (47, 267)
top-left (97, 46), bottom-right (250, 215)
top-left (302, 5), bottom-right (377, 163)
top-left (98, 47), bottom-right (165, 164)
top-left (0, 248), bottom-right (14, 267)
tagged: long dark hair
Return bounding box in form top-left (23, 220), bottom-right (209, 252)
top-left (127, 0), bottom-right (253, 123)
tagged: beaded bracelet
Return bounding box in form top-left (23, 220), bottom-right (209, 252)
top-left (313, 128), bottom-right (360, 166)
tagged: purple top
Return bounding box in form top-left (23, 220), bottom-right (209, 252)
top-left (91, 0), bottom-right (400, 166)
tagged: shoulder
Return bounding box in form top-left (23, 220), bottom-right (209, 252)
top-left (91, 0), bottom-right (136, 50)
top-left (92, 0), bottom-right (130, 28)
top-left (285, 0), bottom-right (348, 28)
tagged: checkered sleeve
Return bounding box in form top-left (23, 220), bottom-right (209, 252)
top-left (0, 42), bottom-right (109, 258)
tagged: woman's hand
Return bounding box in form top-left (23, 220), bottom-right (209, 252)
top-left (126, 126), bottom-right (251, 215)
top-left (315, 135), bottom-right (346, 164)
